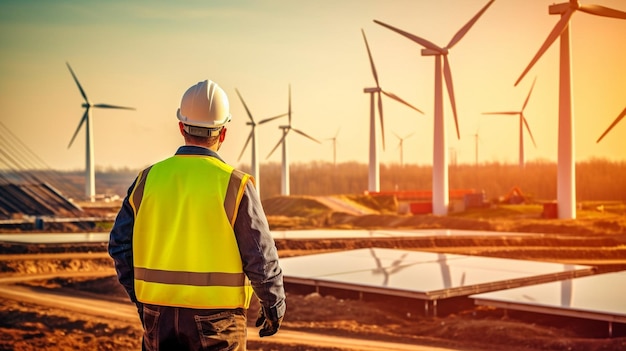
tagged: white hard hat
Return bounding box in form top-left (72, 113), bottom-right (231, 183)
top-left (177, 80), bottom-right (232, 129)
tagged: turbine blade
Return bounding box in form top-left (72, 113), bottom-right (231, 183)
top-left (237, 132), bottom-right (253, 161)
top-left (68, 110), bottom-right (88, 148)
top-left (579, 4), bottom-right (626, 19)
top-left (515, 9), bottom-right (574, 86)
top-left (522, 114), bottom-right (537, 147)
top-left (392, 130), bottom-right (401, 140)
top-left (361, 29), bottom-right (380, 87)
top-left (381, 90), bottom-right (424, 114)
top-left (447, 0), bottom-right (496, 49)
top-left (93, 104), bottom-right (135, 110)
top-left (259, 113), bottom-right (288, 125)
top-left (377, 92), bottom-right (385, 150)
top-left (443, 56), bottom-right (460, 139)
top-left (66, 62), bottom-right (89, 103)
top-left (522, 77), bottom-right (537, 111)
top-left (292, 128), bottom-right (321, 144)
top-left (266, 132), bottom-right (288, 159)
top-left (235, 89), bottom-right (255, 124)
top-left (373, 20), bottom-right (441, 51)
top-left (597, 106), bottom-right (626, 143)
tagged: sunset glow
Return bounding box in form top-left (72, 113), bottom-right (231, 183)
top-left (1, 0), bottom-right (625, 171)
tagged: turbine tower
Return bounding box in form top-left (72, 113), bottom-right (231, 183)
top-left (374, 0), bottom-right (495, 215)
top-left (361, 29), bottom-right (424, 193)
top-left (596, 106), bottom-right (626, 143)
top-left (483, 77), bottom-right (538, 168)
top-left (326, 128), bottom-right (340, 166)
top-left (235, 88), bottom-right (287, 197)
top-left (468, 128), bottom-right (482, 167)
top-left (66, 62), bottom-right (135, 202)
top-left (266, 85), bottom-right (320, 196)
top-left (514, 0), bottom-right (626, 219)
top-left (392, 131), bottom-right (414, 167)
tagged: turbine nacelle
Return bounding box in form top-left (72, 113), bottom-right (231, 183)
top-left (551, 2), bottom-right (573, 14)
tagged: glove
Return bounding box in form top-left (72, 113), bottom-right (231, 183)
top-left (255, 306), bottom-right (283, 337)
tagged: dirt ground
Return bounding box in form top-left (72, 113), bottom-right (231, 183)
top-left (1, 197), bottom-right (626, 351)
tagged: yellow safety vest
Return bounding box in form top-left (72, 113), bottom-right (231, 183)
top-left (129, 154), bottom-right (254, 309)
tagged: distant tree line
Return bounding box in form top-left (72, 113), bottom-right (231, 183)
top-left (47, 159), bottom-right (626, 202)
top-left (247, 159), bottom-right (626, 202)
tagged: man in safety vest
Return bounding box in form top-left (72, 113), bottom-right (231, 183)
top-left (109, 79), bottom-right (286, 350)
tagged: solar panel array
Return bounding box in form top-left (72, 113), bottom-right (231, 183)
top-left (1, 228), bottom-right (622, 327)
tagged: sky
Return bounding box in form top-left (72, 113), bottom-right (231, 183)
top-left (1, 0), bottom-right (625, 172)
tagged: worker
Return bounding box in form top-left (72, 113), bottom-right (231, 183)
top-left (108, 79), bottom-right (285, 350)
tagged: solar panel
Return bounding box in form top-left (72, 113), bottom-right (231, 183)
top-left (280, 248), bottom-right (594, 300)
top-left (471, 270), bottom-right (626, 324)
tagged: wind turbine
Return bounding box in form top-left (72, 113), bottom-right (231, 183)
top-left (467, 128), bottom-right (483, 167)
top-left (374, 0), bottom-right (495, 215)
top-left (596, 106), bottom-right (626, 143)
top-left (392, 131), bottom-right (414, 167)
top-left (266, 85), bottom-right (320, 196)
top-left (326, 128), bottom-right (340, 166)
top-left (235, 89), bottom-right (287, 197)
top-left (361, 29), bottom-right (424, 193)
top-left (514, 0), bottom-right (626, 219)
top-left (66, 62), bottom-right (135, 202)
top-left (483, 77), bottom-right (538, 168)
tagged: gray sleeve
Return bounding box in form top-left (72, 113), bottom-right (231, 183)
top-left (233, 181), bottom-right (286, 320)
top-left (108, 179), bottom-right (137, 303)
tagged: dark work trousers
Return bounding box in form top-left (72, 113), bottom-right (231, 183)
top-left (141, 304), bottom-right (247, 351)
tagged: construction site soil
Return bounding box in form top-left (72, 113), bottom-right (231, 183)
top-left (1, 196), bottom-right (626, 350)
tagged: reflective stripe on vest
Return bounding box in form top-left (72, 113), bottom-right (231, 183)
top-left (130, 155), bottom-right (254, 309)
top-left (134, 267), bottom-right (245, 286)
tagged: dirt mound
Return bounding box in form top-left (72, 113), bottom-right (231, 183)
top-left (263, 196), bottom-right (332, 217)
